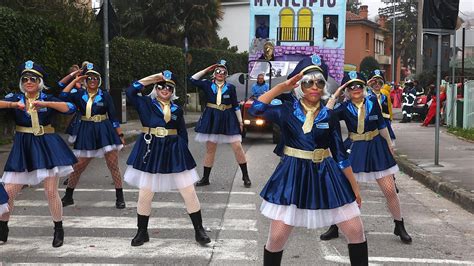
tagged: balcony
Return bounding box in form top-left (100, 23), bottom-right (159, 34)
top-left (375, 54), bottom-right (391, 65)
top-left (277, 27), bottom-right (314, 46)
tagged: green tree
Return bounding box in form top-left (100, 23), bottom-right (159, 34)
top-left (347, 0), bottom-right (361, 14)
top-left (360, 56), bottom-right (380, 79)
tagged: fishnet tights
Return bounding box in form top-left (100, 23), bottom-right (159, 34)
top-left (230, 141), bottom-right (247, 164)
top-left (265, 220), bottom-right (294, 252)
top-left (204, 141), bottom-right (247, 167)
top-left (336, 216), bottom-right (366, 244)
top-left (137, 185), bottom-right (201, 216)
top-left (67, 150), bottom-right (122, 189)
top-left (376, 175), bottom-right (402, 220)
top-left (0, 176), bottom-right (62, 222)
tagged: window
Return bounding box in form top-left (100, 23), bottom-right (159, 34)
top-left (297, 8), bottom-right (312, 41)
top-left (279, 8), bottom-right (294, 41)
top-left (365, 33), bottom-right (369, 50)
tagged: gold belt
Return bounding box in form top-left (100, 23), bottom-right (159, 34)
top-left (349, 129), bottom-right (379, 141)
top-left (382, 113), bottom-right (391, 119)
top-left (81, 114), bottom-right (108, 122)
top-left (15, 125), bottom-right (55, 136)
top-left (142, 127), bottom-right (178, 138)
top-left (206, 103), bottom-right (232, 111)
top-left (283, 146), bottom-right (331, 163)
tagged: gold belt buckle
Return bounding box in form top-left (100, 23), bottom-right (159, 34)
top-left (92, 116), bottom-right (102, 122)
top-left (34, 125), bottom-right (45, 136)
top-left (155, 127), bottom-right (168, 137)
top-left (312, 149), bottom-right (323, 163)
top-left (217, 104), bottom-right (225, 111)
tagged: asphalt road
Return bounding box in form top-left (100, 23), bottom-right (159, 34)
top-left (1, 129), bottom-right (474, 265)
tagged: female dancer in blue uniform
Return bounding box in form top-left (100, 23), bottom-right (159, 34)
top-left (250, 55), bottom-right (368, 265)
top-left (125, 71), bottom-right (211, 246)
top-left (0, 60), bottom-right (78, 247)
top-left (60, 63), bottom-right (126, 209)
top-left (320, 71), bottom-right (412, 244)
top-left (190, 60), bottom-right (251, 188)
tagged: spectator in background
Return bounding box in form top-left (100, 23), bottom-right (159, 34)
top-left (251, 73), bottom-right (269, 99)
top-left (421, 85), bottom-right (447, 126)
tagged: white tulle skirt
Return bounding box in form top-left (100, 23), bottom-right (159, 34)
top-left (195, 133), bottom-right (242, 144)
top-left (73, 144), bottom-right (123, 158)
top-left (260, 200), bottom-right (361, 229)
top-left (124, 166), bottom-right (200, 192)
top-left (1, 166), bottom-right (74, 186)
top-left (0, 203), bottom-right (9, 215)
top-left (354, 165), bottom-right (399, 182)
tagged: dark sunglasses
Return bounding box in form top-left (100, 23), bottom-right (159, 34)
top-left (87, 76), bottom-right (100, 82)
top-left (215, 69), bottom-right (227, 75)
top-left (301, 79), bottom-right (326, 89)
top-left (21, 76), bottom-right (40, 84)
top-left (156, 85), bottom-right (174, 92)
top-left (348, 84), bottom-right (365, 91)
top-left (370, 79), bottom-right (384, 86)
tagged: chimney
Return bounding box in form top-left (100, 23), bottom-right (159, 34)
top-left (378, 14), bottom-right (387, 28)
top-left (359, 5), bottom-right (368, 20)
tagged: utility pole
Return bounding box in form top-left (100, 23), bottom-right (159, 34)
top-left (416, 0), bottom-right (423, 74)
top-left (103, 0), bottom-right (110, 91)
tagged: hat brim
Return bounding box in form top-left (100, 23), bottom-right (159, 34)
top-left (85, 70), bottom-right (101, 76)
top-left (368, 75), bottom-right (384, 83)
top-left (21, 69), bottom-right (43, 78)
top-left (300, 65), bottom-right (324, 76)
top-left (342, 79), bottom-right (366, 89)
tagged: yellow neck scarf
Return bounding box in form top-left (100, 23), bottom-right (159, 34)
top-left (300, 100), bottom-right (320, 134)
top-left (86, 90), bottom-right (98, 118)
top-left (215, 82), bottom-right (224, 106)
top-left (26, 93), bottom-right (41, 134)
top-left (159, 100), bottom-right (171, 123)
top-left (353, 100), bottom-right (365, 134)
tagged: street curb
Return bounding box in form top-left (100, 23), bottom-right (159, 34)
top-left (123, 121), bottom-right (197, 144)
top-left (394, 154), bottom-right (474, 214)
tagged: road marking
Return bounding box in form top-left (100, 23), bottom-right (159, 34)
top-left (33, 188), bottom-right (256, 195)
top-left (9, 215), bottom-right (257, 231)
top-left (1, 236), bottom-right (257, 261)
top-left (13, 200), bottom-right (256, 210)
top-left (325, 255), bottom-right (474, 265)
top-left (367, 231), bottom-right (466, 239)
top-left (360, 214), bottom-right (392, 218)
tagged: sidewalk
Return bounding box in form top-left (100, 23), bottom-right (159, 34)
top-left (391, 108), bottom-right (474, 213)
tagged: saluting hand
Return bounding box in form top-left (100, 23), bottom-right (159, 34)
top-left (205, 64), bottom-right (218, 73)
top-left (282, 72), bottom-right (303, 92)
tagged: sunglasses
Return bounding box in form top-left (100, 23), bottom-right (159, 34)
top-left (156, 85), bottom-right (174, 92)
top-left (87, 76), bottom-right (100, 82)
top-left (348, 84), bottom-right (365, 91)
top-left (215, 69), bottom-right (227, 75)
top-left (370, 79), bottom-right (384, 86)
top-left (21, 76), bottom-right (40, 84)
top-left (301, 79), bottom-right (326, 89)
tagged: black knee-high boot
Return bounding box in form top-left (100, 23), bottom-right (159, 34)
top-left (52, 221), bottom-right (64, 248)
top-left (394, 219), bottom-right (412, 243)
top-left (196, 167), bottom-right (211, 186)
top-left (61, 187), bottom-right (74, 207)
top-left (239, 163), bottom-right (252, 188)
top-left (320, 224), bottom-right (339, 240)
top-left (348, 241), bottom-right (368, 266)
top-left (115, 188), bottom-right (126, 209)
top-left (189, 210), bottom-right (211, 245)
top-left (0, 220), bottom-right (9, 243)
top-left (264, 246), bottom-right (283, 266)
top-left (131, 214), bottom-right (150, 246)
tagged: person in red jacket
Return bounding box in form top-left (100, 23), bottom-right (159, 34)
top-left (421, 85), bottom-right (446, 126)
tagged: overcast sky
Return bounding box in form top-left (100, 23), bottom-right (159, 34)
top-left (360, 0), bottom-right (474, 20)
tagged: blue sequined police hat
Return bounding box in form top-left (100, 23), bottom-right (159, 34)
top-left (216, 59), bottom-right (228, 71)
top-left (341, 71), bottom-right (366, 87)
top-left (84, 62), bottom-right (101, 76)
top-left (367, 69), bottom-right (385, 82)
top-left (287, 54), bottom-right (328, 81)
top-left (19, 60), bottom-right (46, 78)
top-left (161, 70), bottom-right (177, 86)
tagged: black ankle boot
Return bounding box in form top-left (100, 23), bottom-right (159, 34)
top-left (394, 219), bottom-right (412, 244)
top-left (0, 220), bottom-right (9, 243)
top-left (196, 167), bottom-right (211, 186)
top-left (239, 163), bottom-right (252, 188)
top-left (115, 188), bottom-right (126, 209)
top-left (189, 210), bottom-right (211, 245)
top-left (131, 214), bottom-right (150, 246)
top-left (264, 246), bottom-right (283, 266)
top-left (320, 224), bottom-right (339, 240)
top-left (61, 187), bottom-right (74, 207)
top-left (348, 241), bottom-right (368, 266)
top-left (52, 221), bottom-right (64, 248)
